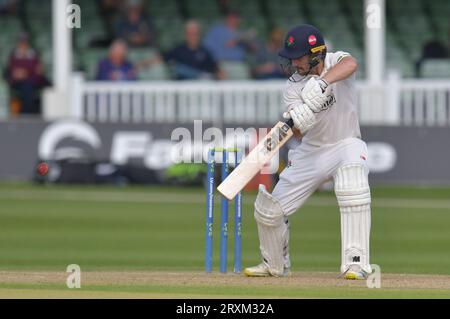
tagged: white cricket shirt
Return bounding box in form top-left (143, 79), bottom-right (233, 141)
top-left (283, 51), bottom-right (361, 149)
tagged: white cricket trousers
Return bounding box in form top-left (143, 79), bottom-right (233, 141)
top-left (272, 137), bottom-right (369, 214)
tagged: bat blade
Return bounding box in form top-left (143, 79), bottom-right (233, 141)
top-left (217, 120), bottom-right (294, 200)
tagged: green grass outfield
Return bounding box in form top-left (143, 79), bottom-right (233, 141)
top-left (0, 182), bottom-right (449, 298)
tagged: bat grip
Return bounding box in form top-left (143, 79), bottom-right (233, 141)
top-left (285, 118), bottom-right (294, 128)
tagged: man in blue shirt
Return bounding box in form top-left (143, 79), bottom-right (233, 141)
top-left (96, 39), bottom-right (136, 81)
top-left (203, 10), bottom-right (249, 62)
top-left (252, 27), bottom-right (286, 79)
top-left (164, 20), bottom-right (224, 80)
top-left (115, 1), bottom-right (156, 48)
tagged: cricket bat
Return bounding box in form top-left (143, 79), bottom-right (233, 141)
top-left (217, 119), bottom-right (294, 200)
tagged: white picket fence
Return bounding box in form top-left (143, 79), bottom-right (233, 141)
top-left (398, 80), bottom-right (450, 126)
top-left (70, 73), bottom-right (450, 126)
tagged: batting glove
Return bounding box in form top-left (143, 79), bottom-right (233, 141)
top-left (283, 103), bottom-right (316, 134)
top-left (301, 77), bottom-right (330, 113)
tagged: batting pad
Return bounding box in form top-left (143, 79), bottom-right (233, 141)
top-left (334, 164), bottom-right (372, 274)
top-left (254, 185), bottom-right (287, 276)
top-left (283, 217), bottom-right (291, 270)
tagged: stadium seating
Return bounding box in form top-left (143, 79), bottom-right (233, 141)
top-left (226, 0), bottom-right (261, 17)
top-left (0, 15), bottom-right (22, 67)
top-left (80, 48), bottom-right (108, 80)
top-left (305, 0), bottom-right (364, 75)
top-left (421, 59), bottom-right (450, 78)
top-left (153, 16), bottom-right (185, 51)
top-left (0, 0), bottom-right (448, 82)
top-left (220, 61), bottom-right (251, 80)
top-left (138, 63), bottom-right (170, 80)
top-left (128, 48), bottom-right (170, 80)
top-left (146, 0), bottom-right (185, 50)
top-left (183, 0), bottom-right (221, 19)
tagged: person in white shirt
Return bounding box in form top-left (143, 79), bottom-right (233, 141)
top-left (244, 24), bottom-right (372, 280)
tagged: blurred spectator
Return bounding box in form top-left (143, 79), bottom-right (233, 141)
top-left (3, 32), bottom-right (50, 115)
top-left (162, 20), bottom-right (225, 80)
top-left (96, 39), bottom-right (136, 81)
top-left (251, 27), bottom-right (285, 79)
top-left (416, 39), bottom-right (449, 77)
top-left (203, 10), bottom-right (257, 62)
top-left (422, 39), bottom-right (449, 58)
top-left (0, 0), bottom-right (18, 15)
top-left (98, 0), bottom-right (124, 43)
top-left (115, 0), bottom-right (156, 47)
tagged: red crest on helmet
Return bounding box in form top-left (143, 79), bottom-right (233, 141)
top-left (287, 35), bottom-right (295, 47)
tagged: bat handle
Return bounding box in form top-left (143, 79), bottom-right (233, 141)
top-left (285, 118), bottom-right (294, 128)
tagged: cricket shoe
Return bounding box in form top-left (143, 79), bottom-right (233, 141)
top-left (341, 264), bottom-right (369, 280)
top-left (244, 263), bottom-right (290, 277)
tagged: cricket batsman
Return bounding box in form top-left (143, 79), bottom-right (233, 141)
top-left (244, 24), bottom-right (372, 279)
